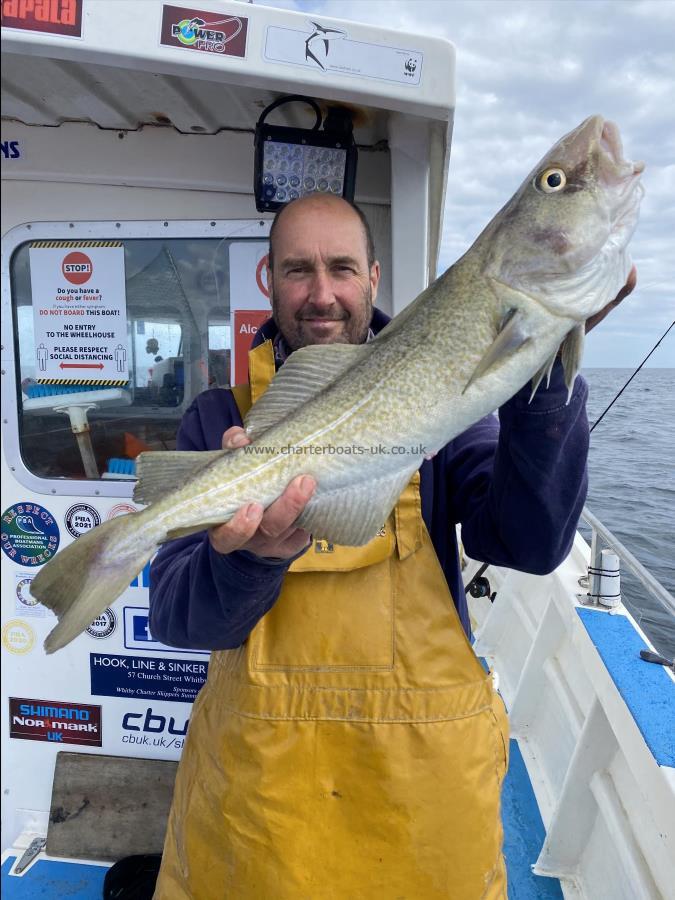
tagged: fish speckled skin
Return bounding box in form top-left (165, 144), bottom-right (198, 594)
top-left (31, 115), bottom-right (644, 652)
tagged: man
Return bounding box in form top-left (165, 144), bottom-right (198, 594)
top-left (150, 194), bottom-right (634, 899)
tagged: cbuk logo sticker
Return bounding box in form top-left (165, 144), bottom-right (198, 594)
top-left (1, 141), bottom-right (21, 159)
top-left (122, 706), bottom-right (189, 749)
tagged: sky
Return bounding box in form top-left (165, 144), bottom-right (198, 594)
top-left (259, 0), bottom-right (674, 367)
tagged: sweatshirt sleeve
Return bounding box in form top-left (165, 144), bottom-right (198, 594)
top-left (148, 392), bottom-right (295, 650)
top-left (447, 359), bottom-right (589, 575)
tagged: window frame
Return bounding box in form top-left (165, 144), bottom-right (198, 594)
top-left (1, 218), bottom-right (270, 498)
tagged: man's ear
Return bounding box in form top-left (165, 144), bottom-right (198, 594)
top-left (370, 260), bottom-right (381, 303)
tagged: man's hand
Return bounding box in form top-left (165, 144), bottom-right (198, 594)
top-left (208, 426), bottom-right (315, 560)
top-left (585, 265), bottom-right (637, 333)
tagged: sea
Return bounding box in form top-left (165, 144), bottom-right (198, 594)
top-left (582, 368), bottom-right (674, 659)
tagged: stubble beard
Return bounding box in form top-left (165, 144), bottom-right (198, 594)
top-left (272, 286), bottom-right (373, 351)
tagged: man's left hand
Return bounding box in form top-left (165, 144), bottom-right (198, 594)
top-left (585, 265), bottom-right (637, 333)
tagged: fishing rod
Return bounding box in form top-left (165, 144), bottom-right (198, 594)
top-left (590, 318), bottom-right (674, 433)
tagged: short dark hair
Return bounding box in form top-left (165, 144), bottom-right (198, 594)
top-left (268, 197), bottom-right (376, 271)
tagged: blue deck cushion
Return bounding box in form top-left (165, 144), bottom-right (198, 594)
top-left (577, 608), bottom-right (675, 767)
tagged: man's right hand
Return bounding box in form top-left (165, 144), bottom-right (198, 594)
top-left (208, 426), bottom-right (315, 560)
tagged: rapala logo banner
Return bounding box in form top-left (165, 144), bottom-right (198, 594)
top-left (1, 0), bottom-right (82, 37)
top-left (9, 696), bottom-right (102, 746)
top-left (121, 706), bottom-right (188, 750)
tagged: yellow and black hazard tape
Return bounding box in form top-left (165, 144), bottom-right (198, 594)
top-left (37, 379), bottom-right (129, 387)
top-left (30, 241), bottom-right (123, 248)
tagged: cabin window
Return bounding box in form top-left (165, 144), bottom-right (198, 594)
top-left (6, 228), bottom-right (269, 490)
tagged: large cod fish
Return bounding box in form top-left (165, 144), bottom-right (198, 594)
top-left (33, 114), bottom-right (644, 653)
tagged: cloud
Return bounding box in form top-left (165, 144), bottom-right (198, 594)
top-left (278, 0), bottom-right (675, 365)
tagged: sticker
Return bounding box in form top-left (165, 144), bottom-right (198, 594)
top-left (14, 573), bottom-right (50, 618)
top-left (1, 140), bottom-right (21, 159)
top-left (106, 503), bottom-right (137, 521)
top-left (9, 697), bottom-right (102, 747)
top-left (264, 21), bottom-right (423, 86)
top-left (121, 705), bottom-right (189, 750)
top-left (160, 5), bottom-right (248, 57)
top-left (2, 619), bottom-right (36, 655)
top-left (123, 607), bottom-right (208, 654)
top-left (65, 503), bottom-right (101, 538)
top-left (28, 241), bottom-right (128, 385)
top-left (130, 562), bottom-right (151, 589)
top-left (90, 653), bottom-right (208, 704)
top-left (1, 0), bottom-right (83, 38)
top-left (1, 503), bottom-right (60, 566)
top-left (232, 310), bottom-right (270, 385)
top-left (86, 608), bottom-right (117, 639)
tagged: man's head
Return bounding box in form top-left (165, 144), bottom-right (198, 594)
top-left (267, 194), bottom-right (380, 351)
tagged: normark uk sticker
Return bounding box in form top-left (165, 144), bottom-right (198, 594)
top-left (1, 503), bottom-right (60, 566)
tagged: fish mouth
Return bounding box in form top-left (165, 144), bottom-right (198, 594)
top-left (595, 117), bottom-right (645, 183)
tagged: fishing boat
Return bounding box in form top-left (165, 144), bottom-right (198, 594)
top-left (1, 2), bottom-right (672, 896)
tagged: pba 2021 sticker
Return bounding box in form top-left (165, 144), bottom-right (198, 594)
top-left (86, 608), bottom-right (117, 640)
top-left (1, 503), bottom-right (59, 566)
top-left (65, 503), bottom-right (101, 538)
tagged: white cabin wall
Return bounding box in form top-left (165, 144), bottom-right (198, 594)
top-left (1, 122), bottom-right (393, 315)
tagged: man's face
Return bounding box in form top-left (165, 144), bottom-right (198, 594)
top-left (268, 196), bottom-right (380, 350)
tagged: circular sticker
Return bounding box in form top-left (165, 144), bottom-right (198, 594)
top-left (65, 503), bottom-right (101, 538)
top-left (86, 608), bottom-right (117, 639)
top-left (62, 251), bottom-right (93, 285)
top-left (2, 619), bottom-right (36, 655)
top-left (1, 503), bottom-right (60, 567)
top-left (106, 503), bottom-right (137, 521)
top-left (16, 576), bottom-right (38, 608)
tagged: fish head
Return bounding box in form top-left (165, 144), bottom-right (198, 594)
top-left (483, 115), bottom-right (644, 320)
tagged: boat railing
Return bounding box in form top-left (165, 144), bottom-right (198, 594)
top-left (580, 505), bottom-right (675, 620)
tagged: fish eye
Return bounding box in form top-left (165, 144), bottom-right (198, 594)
top-left (537, 167), bottom-right (567, 193)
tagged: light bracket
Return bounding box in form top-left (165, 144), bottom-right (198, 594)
top-left (254, 96), bottom-right (357, 213)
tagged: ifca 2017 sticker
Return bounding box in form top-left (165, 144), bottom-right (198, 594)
top-left (87, 608), bottom-right (117, 639)
top-left (1, 503), bottom-right (59, 566)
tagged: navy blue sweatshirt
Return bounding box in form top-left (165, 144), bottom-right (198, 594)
top-left (149, 311), bottom-right (589, 648)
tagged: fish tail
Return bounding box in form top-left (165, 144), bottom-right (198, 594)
top-left (31, 511), bottom-right (158, 654)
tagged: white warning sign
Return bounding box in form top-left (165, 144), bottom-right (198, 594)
top-left (29, 242), bottom-right (129, 385)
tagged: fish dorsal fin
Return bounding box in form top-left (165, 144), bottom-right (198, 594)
top-left (296, 465), bottom-right (415, 546)
top-left (133, 449), bottom-right (228, 506)
top-left (244, 343), bottom-right (370, 440)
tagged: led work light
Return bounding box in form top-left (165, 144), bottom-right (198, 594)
top-left (254, 95), bottom-right (357, 213)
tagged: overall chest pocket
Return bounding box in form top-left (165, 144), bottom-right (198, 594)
top-left (251, 532), bottom-right (396, 672)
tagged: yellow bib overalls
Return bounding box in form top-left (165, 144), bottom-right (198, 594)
top-left (156, 342), bottom-right (509, 899)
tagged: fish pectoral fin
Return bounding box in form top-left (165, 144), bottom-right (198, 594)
top-left (245, 343), bottom-right (370, 441)
top-left (560, 323), bottom-right (585, 402)
top-left (296, 467), bottom-right (414, 546)
top-left (133, 449), bottom-right (228, 506)
top-left (462, 307), bottom-right (532, 394)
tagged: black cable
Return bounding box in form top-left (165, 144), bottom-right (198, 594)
top-left (256, 95), bottom-right (322, 131)
top-left (590, 319), bottom-right (674, 433)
